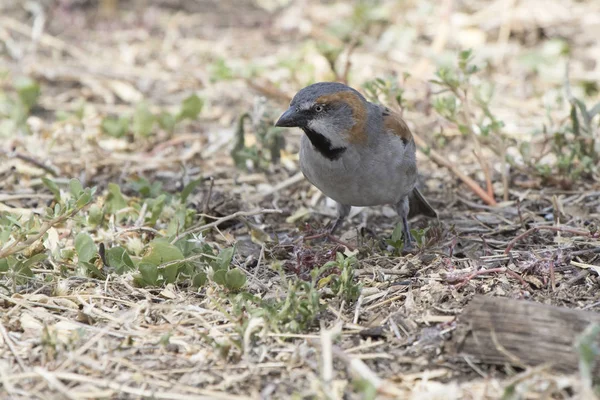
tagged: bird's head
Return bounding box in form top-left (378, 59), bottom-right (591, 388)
top-left (275, 82), bottom-right (369, 148)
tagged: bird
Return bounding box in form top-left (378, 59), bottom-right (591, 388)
top-left (274, 82), bottom-right (436, 250)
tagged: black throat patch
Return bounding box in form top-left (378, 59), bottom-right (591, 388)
top-left (302, 127), bottom-right (346, 161)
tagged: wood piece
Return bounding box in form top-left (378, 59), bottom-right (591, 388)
top-left (451, 295), bottom-right (600, 373)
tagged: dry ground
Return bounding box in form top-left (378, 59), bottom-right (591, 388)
top-left (1, 0), bottom-right (600, 399)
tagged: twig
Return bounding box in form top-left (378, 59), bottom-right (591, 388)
top-left (0, 321), bottom-right (26, 372)
top-left (34, 368), bottom-right (78, 400)
top-left (473, 150), bottom-right (494, 199)
top-left (549, 259), bottom-right (557, 291)
top-left (331, 346), bottom-right (403, 397)
top-left (302, 232), bottom-right (356, 251)
top-left (170, 209), bottom-right (282, 244)
top-left (447, 267), bottom-right (528, 289)
top-left (319, 321), bottom-right (342, 395)
top-left (1, 16), bottom-right (89, 61)
top-left (248, 171), bottom-right (304, 202)
top-left (0, 206), bottom-right (84, 259)
top-left (413, 132), bottom-right (497, 205)
top-left (340, 38), bottom-right (360, 84)
top-left (245, 78), bottom-right (291, 104)
top-left (504, 226), bottom-right (592, 254)
top-left (203, 176), bottom-right (214, 215)
top-left (2, 149), bottom-right (59, 176)
top-left (4, 370), bottom-right (245, 400)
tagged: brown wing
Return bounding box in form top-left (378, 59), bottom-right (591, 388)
top-left (382, 107), bottom-right (413, 146)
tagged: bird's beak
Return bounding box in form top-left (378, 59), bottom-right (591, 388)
top-left (275, 107), bottom-right (303, 127)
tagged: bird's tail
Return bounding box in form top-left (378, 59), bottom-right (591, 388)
top-left (408, 187), bottom-right (437, 219)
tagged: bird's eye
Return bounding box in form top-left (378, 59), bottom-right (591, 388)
top-left (314, 104), bottom-right (324, 112)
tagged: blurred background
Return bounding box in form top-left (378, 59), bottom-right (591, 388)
top-left (1, 1), bottom-right (600, 398)
top-left (1, 0), bottom-right (599, 200)
top-left (1, 0), bottom-right (599, 193)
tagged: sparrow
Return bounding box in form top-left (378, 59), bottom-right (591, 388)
top-left (275, 82), bottom-right (436, 249)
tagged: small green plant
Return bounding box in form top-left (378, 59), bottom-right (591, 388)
top-left (101, 93), bottom-right (203, 138)
top-left (576, 323), bottom-right (600, 393)
top-left (317, 252), bottom-right (361, 302)
top-left (386, 224), bottom-right (431, 254)
top-left (362, 75), bottom-right (408, 111)
top-left (522, 76), bottom-right (600, 185)
top-left (312, 0), bottom-right (388, 83)
top-left (431, 50), bottom-right (507, 146)
top-left (226, 252), bottom-right (360, 339)
top-left (231, 98), bottom-right (286, 170)
top-left (0, 178), bottom-right (95, 291)
top-left (229, 267), bottom-right (322, 334)
top-left (0, 75), bottom-right (41, 136)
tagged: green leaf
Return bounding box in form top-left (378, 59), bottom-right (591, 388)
top-left (0, 259), bottom-right (8, 272)
top-left (21, 253), bottom-right (47, 270)
top-left (215, 246), bottom-right (235, 270)
top-left (14, 77), bottom-right (40, 111)
top-left (213, 269), bottom-right (227, 285)
top-left (163, 263), bottom-right (179, 284)
top-left (75, 191), bottom-right (93, 209)
top-left (157, 111), bottom-right (177, 132)
top-left (576, 323), bottom-right (600, 387)
top-left (75, 233), bottom-right (97, 263)
top-left (105, 183), bottom-right (127, 214)
top-left (42, 177), bottom-right (61, 201)
top-left (146, 194), bottom-right (166, 226)
top-left (210, 59), bottom-right (234, 82)
top-left (225, 269), bottom-right (246, 290)
top-left (138, 262), bottom-right (158, 286)
top-left (132, 102), bottom-right (155, 137)
top-left (181, 178), bottom-right (203, 202)
top-left (193, 272), bottom-right (208, 287)
top-left (177, 94), bottom-right (203, 121)
top-left (101, 116), bottom-right (130, 138)
top-left (571, 103), bottom-right (580, 136)
top-left (69, 178), bottom-right (84, 197)
top-left (130, 177), bottom-right (162, 198)
top-left (106, 246), bottom-right (135, 274)
top-left (13, 260), bottom-right (34, 283)
top-left (88, 204), bottom-right (103, 226)
top-left (390, 222), bottom-right (403, 244)
top-left (142, 240), bottom-right (184, 266)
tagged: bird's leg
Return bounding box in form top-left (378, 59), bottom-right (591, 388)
top-left (329, 203), bottom-right (351, 235)
top-left (395, 197), bottom-right (414, 251)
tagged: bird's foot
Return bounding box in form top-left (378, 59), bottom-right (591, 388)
top-left (302, 224), bottom-right (355, 250)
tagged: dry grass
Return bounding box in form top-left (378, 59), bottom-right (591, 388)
top-left (1, 0), bottom-right (600, 398)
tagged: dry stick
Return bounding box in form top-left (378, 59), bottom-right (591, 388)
top-left (170, 209), bottom-right (282, 244)
top-left (302, 232), bottom-right (356, 251)
top-left (244, 78), bottom-right (292, 104)
top-left (203, 176), bottom-right (214, 215)
top-left (504, 226), bottom-right (592, 254)
top-left (0, 207), bottom-right (83, 259)
top-left (473, 150), bottom-right (494, 199)
top-left (33, 368), bottom-right (78, 400)
top-left (2, 150), bottom-right (59, 176)
top-left (5, 370), bottom-right (242, 400)
top-left (1, 16), bottom-right (89, 61)
top-left (549, 259), bottom-right (556, 291)
top-left (449, 267), bottom-right (528, 289)
top-left (412, 132), bottom-right (497, 206)
top-left (340, 38), bottom-right (360, 85)
top-left (0, 321), bottom-right (26, 372)
top-left (331, 346), bottom-right (404, 397)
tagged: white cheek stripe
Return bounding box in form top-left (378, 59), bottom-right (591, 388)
top-left (307, 119), bottom-right (347, 148)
